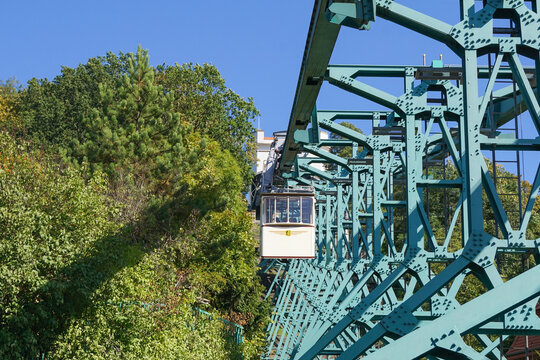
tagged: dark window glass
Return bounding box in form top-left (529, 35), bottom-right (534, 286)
top-left (289, 197), bottom-right (300, 223)
top-left (275, 197), bottom-right (288, 223)
top-left (302, 198), bottom-right (313, 224)
top-left (264, 197), bottom-right (275, 224)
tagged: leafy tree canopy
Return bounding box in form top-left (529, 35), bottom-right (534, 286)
top-left (0, 79), bottom-right (21, 135)
top-left (0, 47), bottom-right (268, 359)
top-left (156, 62), bottom-right (258, 185)
top-left (20, 47), bottom-right (257, 187)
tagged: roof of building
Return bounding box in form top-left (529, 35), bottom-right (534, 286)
top-left (506, 303), bottom-right (540, 359)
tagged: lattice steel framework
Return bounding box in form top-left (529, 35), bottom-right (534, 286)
top-left (262, 1), bottom-right (540, 359)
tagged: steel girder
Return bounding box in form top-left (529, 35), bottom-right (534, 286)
top-left (263, 1), bottom-right (540, 359)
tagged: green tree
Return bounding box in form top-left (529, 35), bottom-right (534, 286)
top-left (0, 130), bottom-right (262, 359)
top-left (21, 52), bottom-right (130, 147)
top-left (0, 132), bottom-right (121, 357)
top-left (0, 78), bottom-right (22, 135)
top-left (64, 46), bottom-right (188, 190)
top-left (51, 251), bottom-right (237, 360)
top-left (19, 49), bottom-right (258, 187)
top-left (1, 47), bottom-right (269, 359)
top-left (156, 62), bottom-right (258, 186)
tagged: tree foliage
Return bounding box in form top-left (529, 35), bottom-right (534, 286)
top-left (0, 79), bottom-right (22, 134)
top-left (64, 46), bottom-right (188, 188)
top-left (21, 52), bottom-right (129, 147)
top-left (0, 47), bottom-right (267, 359)
top-left (0, 132), bottom-right (120, 357)
top-left (156, 62), bottom-right (258, 185)
top-left (20, 48), bottom-right (257, 187)
top-left (52, 251), bottom-right (237, 360)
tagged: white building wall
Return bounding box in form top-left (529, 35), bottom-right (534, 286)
top-left (254, 129), bottom-right (274, 174)
top-left (254, 129), bottom-right (329, 175)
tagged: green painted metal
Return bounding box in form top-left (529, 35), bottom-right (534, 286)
top-left (263, 0), bottom-right (540, 359)
top-left (280, 0), bottom-right (340, 172)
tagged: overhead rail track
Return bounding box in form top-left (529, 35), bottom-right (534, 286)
top-left (280, 0), bottom-right (340, 172)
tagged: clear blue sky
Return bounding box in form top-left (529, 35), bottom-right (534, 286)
top-left (0, 0), bottom-right (460, 136)
top-left (0, 1), bottom-right (536, 181)
top-left (0, 0), bottom-right (316, 136)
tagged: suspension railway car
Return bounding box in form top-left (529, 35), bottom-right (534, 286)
top-left (260, 189), bottom-right (316, 259)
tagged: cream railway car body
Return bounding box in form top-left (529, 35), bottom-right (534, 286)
top-left (260, 191), bottom-right (315, 259)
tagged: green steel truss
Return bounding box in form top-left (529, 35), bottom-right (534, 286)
top-left (263, 1), bottom-right (540, 359)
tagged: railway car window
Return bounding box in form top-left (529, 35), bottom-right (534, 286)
top-left (289, 197), bottom-right (301, 223)
top-left (302, 198), bottom-right (313, 224)
top-left (264, 197), bottom-right (275, 224)
top-left (275, 197), bottom-right (288, 223)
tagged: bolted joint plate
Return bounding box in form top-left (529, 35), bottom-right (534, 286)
top-left (507, 230), bottom-right (527, 248)
top-left (449, 1), bottom-right (540, 52)
top-left (431, 296), bottom-right (459, 317)
top-left (504, 299), bottom-right (540, 331)
top-left (324, 307), bottom-right (349, 323)
top-left (430, 328), bottom-right (470, 355)
top-left (379, 305), bottom-right (419, 336)
top-left (403, 249), bottom-right (429, 273)
top-left (462, 232), bottom-right (498, 268)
